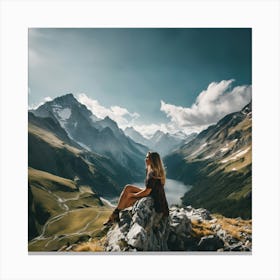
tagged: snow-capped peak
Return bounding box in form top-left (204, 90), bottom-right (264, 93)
top-left (56, 108), bottom-right (72, 120)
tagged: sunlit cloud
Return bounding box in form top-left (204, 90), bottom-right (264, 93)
top-left (160, 79), bottom-right (252, 132)
top-left (28, 96), bottom-right (53, 110)
top-left (77, 93), bottom-right (140, 128)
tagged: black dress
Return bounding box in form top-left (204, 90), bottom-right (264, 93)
top-left (145, 170), bottom-right (169, 217)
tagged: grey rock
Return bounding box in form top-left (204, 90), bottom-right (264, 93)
top-left (185, 206), bottom-right (193, 212)
top-left (105, 197), bottom-right (170, 251)
top-left (104, 197), bottom-right (251, 252)
top-left (167, 207), bottom-right (193, 251)
top-left (216, 229), bottom-right (226, 238)
top-left (127, 223), bottom-right (147, 249)
top-left (209, 218), bottom-right (217, 224)
top-left (224, 242), bottom-right (244, 252)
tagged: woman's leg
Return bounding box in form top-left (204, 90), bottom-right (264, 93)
top-left (103, 185), bottom-right (142, 226)
top-left (116, 184), bottom-right (142, 210)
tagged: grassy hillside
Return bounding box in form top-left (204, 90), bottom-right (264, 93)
top-left (28, 119), bottom-right (124, 197)
top-left (164, 103), bottom-right (252, 219)
top-left (28, 168), bottom-right (113, 251)
top-left (28, 112), bottom-right (141, 251)
top-left (180, 163), bottom-right (252, 219)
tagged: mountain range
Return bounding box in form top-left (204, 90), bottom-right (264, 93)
top-left (124, 127), bottom-right (197, 156)
top-left (28, 93), bottom-right (252, 250)
top-left (164, 102), bottom-right (252, 218)
top-left (28, 93), bottom-right (149, 247)
top-left (30, 93), bottom-right (148, 179)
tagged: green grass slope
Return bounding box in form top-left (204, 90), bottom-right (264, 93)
top-left (164, 103), bottom-right (252, 219)
top-left (28, 168), bottom-right (113, 251)
top-left (28, 118), bottom-right (124, 197)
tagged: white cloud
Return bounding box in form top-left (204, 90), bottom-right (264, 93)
top-left (77, 93), bottom-right (140, 128)
top-left (28, 96), bottom-right (53, 110)
top-left (44, 96), bottom-right (52, 102)
top-left (28, 80), bottom-right (251, 138)
top-left (160, 79), bottom-right (252, 133)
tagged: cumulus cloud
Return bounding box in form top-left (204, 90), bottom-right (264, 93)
top-left (77, 93), bottom-right (140, 128)
top-left (160, 79), bottom-right (252, 133)
top-left (44, 96), bottom-right (53, 102)
top-left (28, 96), bottom-right (53, 110)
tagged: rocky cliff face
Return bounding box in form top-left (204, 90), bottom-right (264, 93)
top-left (104, 197), bottom-right (252, 252)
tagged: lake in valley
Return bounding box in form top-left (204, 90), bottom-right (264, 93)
top-left (105, 178), bottom-right (192, 207)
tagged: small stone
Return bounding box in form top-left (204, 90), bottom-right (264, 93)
top-left (210, 218), bottom-right (217, 224)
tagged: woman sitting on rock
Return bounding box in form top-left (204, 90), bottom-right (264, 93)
top-left (103, 151), bottom-right (169, 226)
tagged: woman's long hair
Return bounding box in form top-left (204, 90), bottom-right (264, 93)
top-left (147, 151), bottom-right (166, 186)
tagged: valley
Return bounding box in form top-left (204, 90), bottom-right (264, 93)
top-left (28, 93), bottom-right (252, 251)
top-left (164, 102), bottom-right (252, 219)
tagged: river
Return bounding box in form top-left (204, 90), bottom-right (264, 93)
top-left (105, 178), bottom-right (192, 207)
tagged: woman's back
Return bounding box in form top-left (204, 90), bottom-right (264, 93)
top-left (145, 170), bottom-right (169, 217)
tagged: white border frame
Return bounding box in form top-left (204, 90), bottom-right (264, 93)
top-left (1, 1), bottom-right (279, 279)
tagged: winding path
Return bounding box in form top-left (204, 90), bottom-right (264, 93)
top-left (29, 184), bottom-right (112, 249)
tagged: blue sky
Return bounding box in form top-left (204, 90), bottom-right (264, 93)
top-left (29, 28), bottom-right (252, 136)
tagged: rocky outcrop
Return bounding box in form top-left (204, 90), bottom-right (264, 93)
top-left (104, 197), bottom-right (252, 252)
top-left (105, 197), bottom-right (169, 251)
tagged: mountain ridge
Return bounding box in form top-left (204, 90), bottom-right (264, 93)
top-left (124, 127), bottom-right (197, 156)
top-left (30, 93), bottom-right (148, 179)
top-left (164, 102), bottom-right (252, 219)
top-left (28, 111), bottom-right (137, 196)
top-left (28, 93), bottom-right (252, 251)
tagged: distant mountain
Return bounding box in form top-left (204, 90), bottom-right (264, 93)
top-left (95, 116), bottom-right (124, 136)
top-left (172, 131), bottom-right (190, 140)
top-left (164, 102), bottom-right (252, 219)
top-left (124, 127), bottom-right (197, 157)
top-left (31, 93), bottom-right (147, 179)
top-left (149, 130), bottom-right (197, 157)
top-left (124, 127), bottom-right (151, 147)
top-left (148, 130), bottom-right (183, 156)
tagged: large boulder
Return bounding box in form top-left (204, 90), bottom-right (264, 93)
top-left (105, 197), bottom-right (169, 251)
